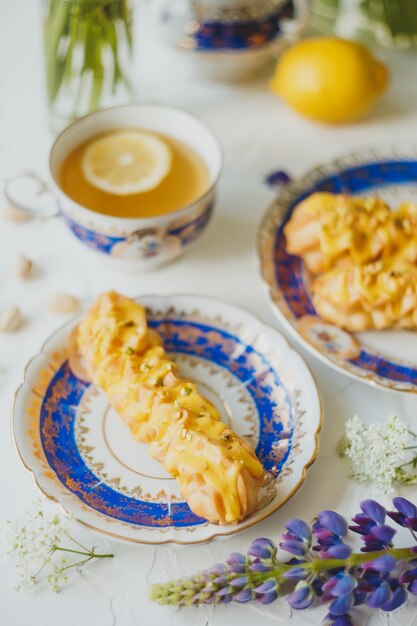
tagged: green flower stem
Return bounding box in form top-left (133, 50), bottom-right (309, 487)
top-left (51, 546), bottom-right (114, 559)
top-left (397, 455), bottom-right (417, 469)
top-left (257, 548), bottom-right (417, 582)
top-left (312, 547), bottom-right (416, 572)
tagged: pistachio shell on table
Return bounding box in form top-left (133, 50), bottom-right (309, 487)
top-left (0, 306), bottom-right (23, 332)
top-left (14, 255), bottom-right (33, 280)
top-left (45, 293), bottom-right (80, 314)
top-left (4, 202), bottom-right (33, 222)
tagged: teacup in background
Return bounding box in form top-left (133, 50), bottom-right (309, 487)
top-left (158, 0), bottom-right (308, 81)
top-left (4, 103), bottom-right (222, 272)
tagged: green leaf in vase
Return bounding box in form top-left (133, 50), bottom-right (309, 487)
top-left (44, 0), bottom-right (133, 124)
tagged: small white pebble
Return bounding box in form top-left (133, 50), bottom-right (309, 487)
top-left (0, 306), bottom-right (23, 332)
top-left (45, 293), bottom-right (80, 314)
top-left (14, 255), bottom-right (33, 280)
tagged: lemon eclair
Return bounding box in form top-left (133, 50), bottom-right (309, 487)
top-left (70, 291), bottom-right (264, 524)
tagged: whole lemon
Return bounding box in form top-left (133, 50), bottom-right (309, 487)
top-left (270, 37), bottom-right (389, 123)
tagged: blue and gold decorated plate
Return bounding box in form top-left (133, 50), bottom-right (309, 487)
top-left (259, 147), bottom-right (417, 394)
top-left (13, 295), bottom-right (321, 545)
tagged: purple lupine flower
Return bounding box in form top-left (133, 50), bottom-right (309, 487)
top-left (234, 587), bottom-right (253, 603)
top-left (257, 591), bottom-right (279, 604)
top-left (248, 538), bottom-right (277, 560)
top-left (324, 614), bottom-right (354, 626)
top-left (368, 524), bottom-right (396, 543)
top-left (265, 170), bottom-right (291, 188)
top-left (323, 572), bottom-right (344, 593)
top-left (357, 572), bottom-right (385, 593)
top-left (366, 581), bottom-right (392, 608)
top-left (226, 553), bottom-right (246, 566)
top-left (351, 501), bottom-right (395, 552)
top-left (218, 594), bottom-right (233, 603)
top-left (249, 562), bottom-right (273, 573)
top-left (317, 511), bottom-right (348, 538)
top-left (312, 576), bottom-right (325, 597)
top-left (399, 566), bottom-right (417, 584)
top-left (203, 595), bottom-right (217, 604)
top-left (230, 576), bottom-right (248, 588)
top-left (284, 519), bottom-right (312, 543)
top-left (254, 579), bottom-right (280, 605)
top-left (331, 574), bottom-right (358, 597)
top-left (393, 497), bottom-right (417, 518)
top-left (254, 579), bottom-right (278, 594)
top-left (216, 586), bottom-right (233, 596)
top-left (350, 512), bottom-right (374, 535)
top-left (280, 518), bottom-right (312, 556)
top-left (388, 497), bottom-right (417, 531)
top-left (362, 554), bottom-right (396, 573)
top-left (314, 528), bottom-right (340, 542)
top-left (321, 544), bottom-right (352, 559)
top-left (353, 589), bottom-right (366, 606)
top-left (359, 527), bottom-right (396, 553)
top-left (312, 530), bottom-right (344, 553)
top-left (281, 566), bottom-right (309, 580)
top-left (329, 592), bottom-right (354, 616)
top-left (228, 562), bottom-right (246, 574)
top-left (381, 586), bottom-right (407, 611)
top-left (279, 539), bottom-right (309, 556)
top-left (287, 582), bottom-right (316, 609)
top-left (150, 495), bottom-right (417, 619)
top-left (408, 579), bottom-right (417, 595)
top-left (361, 500), bottom-right (386, 524)
top-left (313, 511), bottom-right (347, 553)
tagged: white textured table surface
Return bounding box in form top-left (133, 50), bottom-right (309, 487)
top-left (2, 2), bottom-right (417, 625)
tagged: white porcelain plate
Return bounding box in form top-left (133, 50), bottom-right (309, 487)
top-left (13, 295), bottom-right (321, 545)
top-left (259, 147), bottom-right (417, 394)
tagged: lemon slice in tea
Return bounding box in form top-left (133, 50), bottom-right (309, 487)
top-left (81, 130), bottom-right (172, 196)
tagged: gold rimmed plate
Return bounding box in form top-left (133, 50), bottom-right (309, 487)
top-left (13, 295), bottom-right (321, 544)
top-left (258, 147), bottom-right (417, 394)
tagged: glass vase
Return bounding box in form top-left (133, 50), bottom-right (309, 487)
top-left (311, 0), bottom-right (417, 49)
top-left (43, 0), bottom-right (134, 131)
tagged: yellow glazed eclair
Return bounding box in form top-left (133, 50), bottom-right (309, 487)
top-left (70, 291), bottom-right (264, 525)
top-left (313, 255), bottom-right (417, 332)
top-left (284, 192), bottom-right (417, 274)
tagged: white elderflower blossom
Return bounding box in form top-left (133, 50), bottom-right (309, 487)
top-left (338, 414), bottom-right (410, 494)
top-left (3, 501), bottom-right (113, 592)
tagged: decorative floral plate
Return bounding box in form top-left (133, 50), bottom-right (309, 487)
top-left (259, 147), bottom-right (417, 394)
top-left (13, 295), bottom-right (321, 545)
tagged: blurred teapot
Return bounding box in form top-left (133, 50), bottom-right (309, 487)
top-left (159, 0), bottom-right (308, 81)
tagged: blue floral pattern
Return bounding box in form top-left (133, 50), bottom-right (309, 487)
top-left (62, 201), bottom-right (214, 256)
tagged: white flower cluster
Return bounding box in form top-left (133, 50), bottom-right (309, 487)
top-left (339, 414), bottom-right (410, 495)
top-left (5, 501), bottom-right (70, 591)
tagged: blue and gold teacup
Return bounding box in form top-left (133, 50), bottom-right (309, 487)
top-left (5, 103), bottom-right (222, 271)
top-left (160, 0), bottom-right (308, 81)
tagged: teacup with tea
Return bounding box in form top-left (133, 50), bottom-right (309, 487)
top-left (6, 104), bottom-right (222, 270)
